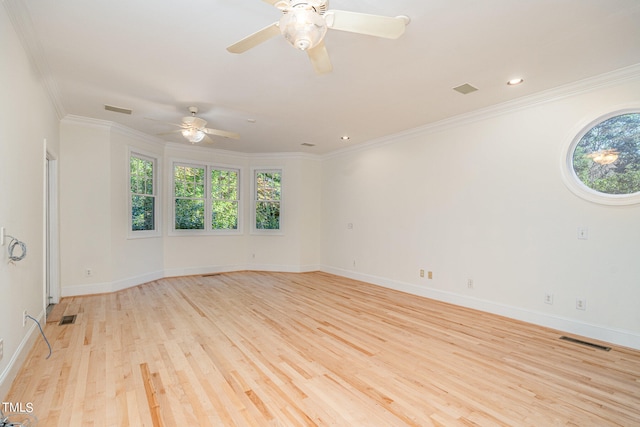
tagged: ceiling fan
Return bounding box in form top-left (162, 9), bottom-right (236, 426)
top-left (227, 0), bottom-right (410, 74)
top-left (154, 107), bottom-right (240, 144)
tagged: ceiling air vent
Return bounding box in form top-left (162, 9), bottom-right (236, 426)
top-left (104, 104), bottom-right (132, 115)
top-left (453, 83), bottom-right (478, 95)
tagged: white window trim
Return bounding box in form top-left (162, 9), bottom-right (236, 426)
top-left (560, 106), bottom-right (640, 206)
top-left (169, 159), bottom-right (243, 236)
top-left (128, 148), bottom-right (161, 238)
top-left (251, 167), bottom-right (284, 235)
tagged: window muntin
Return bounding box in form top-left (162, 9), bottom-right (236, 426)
top-left (130, 153), bottom-right (157, 234)
top-left (172, 162), bottom-right (240, 233)
top-left (254, 170), bottom-right (282, 231)
top-left (572, 112), bottom-right (640, 195)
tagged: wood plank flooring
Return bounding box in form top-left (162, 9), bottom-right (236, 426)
top-left (5, 271), bottom-right (640, 426)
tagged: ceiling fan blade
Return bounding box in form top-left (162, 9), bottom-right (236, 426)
top-left (324, 10), bottom-right (408, 39)
top-left (156, 129), bottom-right (184, 136)
top-left (263, 0), bottom-right (288, 8)
top-left (227, 22), bottom-right (281, 54)
top-left (307, 41), bottom-right (333, 74)
top-left (204, 128), bottom-right (240, 140)
top-left (145, 117), bottom-right (183, 128)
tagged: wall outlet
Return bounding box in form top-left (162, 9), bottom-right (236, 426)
top-left (467, 279), bottom-right (474, 289)
top-left (420, 269), bottom-right (424, 277)
top-left (23, 310), bottom-right (28, 327)
top-left (544, 293), bottom-right (554, 305)
top-left (576, 298), bottom-right (587, 311)
top-left (0, 339), bottom-right (4, 361)
top-left (577, 227), bottom-right (588, 240)
top-left (428, 271), bottom-right (433, 279)
top-left (85, 268), bottom-right (93, 277)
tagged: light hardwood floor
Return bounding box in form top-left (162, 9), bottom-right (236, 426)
top-left (5, 271), bottom-right (640, 426)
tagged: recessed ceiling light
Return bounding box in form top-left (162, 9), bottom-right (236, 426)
top-left (340, 135), bottom-right (350, 141)
top-left (247, 118), bottom-right (256, 123)
top-left (507, 78), bottom-right (524, 86)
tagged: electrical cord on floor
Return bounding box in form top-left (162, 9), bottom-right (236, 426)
top-left (25, 314), bottom-right (52, 359)
top-left (0, 409), bottom-right (39, 427)
top-left (6, 235), bottom-right (27, 262)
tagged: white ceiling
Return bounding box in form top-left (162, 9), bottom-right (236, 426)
top-left (9, 0), bottom-right (640, 154)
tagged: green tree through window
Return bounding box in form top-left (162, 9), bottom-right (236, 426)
top-left (255, 170), bottom-right (281, 230)
top-left (174, 165), bottom-right (205, 229)
top-left (211, 169), bottom-right (239, 230)
top-left (573, 113), bottom-right (640, 195)
top-left (173, 163), bottom-right (240, 232)
top-left (130, 154), bottom-right (155, 231)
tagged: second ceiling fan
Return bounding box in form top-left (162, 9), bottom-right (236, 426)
top-left (227, 0), bottom-right (410, 74)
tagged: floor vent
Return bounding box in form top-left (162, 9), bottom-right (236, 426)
top-left (560, 336), bottom-right (611, 351)
top-left (59, 315), bottom-right (77, 325)
top-left (201, 273), bottom-right (221, 277)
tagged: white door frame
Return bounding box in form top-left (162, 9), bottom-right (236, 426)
top-left (46, 150), bottom-right (60, 307)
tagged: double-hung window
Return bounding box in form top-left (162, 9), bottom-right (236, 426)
top-left (129, 152), bottom-right (159, 237)
top-left (253, 169), bottom-right (282, 232)
top-left (172, 162), bottom-right (240, 233)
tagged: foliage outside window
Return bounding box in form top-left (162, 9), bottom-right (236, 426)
top-left (130, 154), bottom-right (156, 232)
top-left (255, 170), bottom-right (282, 230)
top-left (174, 164), bottom-right (205, 230)
top-left (572, 112), bottom-right (640, 196)
top-left (173, 163), bottom-right (240, 232)
top-left (211, 169), bottom-right (239, 230)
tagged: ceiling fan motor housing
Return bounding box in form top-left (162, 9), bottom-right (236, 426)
top-left (288, 0), bottom-right (328, 14)
top-left (280, 1), bottom-right (329, 50)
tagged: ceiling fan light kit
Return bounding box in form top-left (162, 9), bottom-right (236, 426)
top-left (227, 0), bottom-right (409, 74)
top-left (279, 7), bottom-right (327, 51)
top-left (182, 128), bottom-right (206, 144)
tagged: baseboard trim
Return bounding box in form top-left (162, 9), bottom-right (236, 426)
top-left (61, 270), bottom-right (165, 297)
top-left (321, 266), bottom-right (640, 351)
top-left (61, 265), bottom-right (322, 296)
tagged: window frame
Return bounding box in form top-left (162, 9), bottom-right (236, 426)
top-left (170, 160), bottom-right (242, 236)
top-left (251, 167), bottom-right (284, 234)
top-left (561, 107), bottom-right (640, 206)
top-left (128, 149), bottom-right (161, 238)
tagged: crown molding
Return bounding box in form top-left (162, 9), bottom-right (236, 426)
top-left (3, 0), bottom-right (66, 119)
top-left (62, 115), bottom-right (166, 146)
top-left (164, 140), bottom-right (320, 161)
top-left (323, 63), bottom-right (640, 160)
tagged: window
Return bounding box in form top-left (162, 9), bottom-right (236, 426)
top-left (172, 162), bottom-right (240, 233)
top-left (254, 169), bottom-right (282, 231)
top-left (211, 169), bottom-right (239, 230)
top-left (174, 164), bottom-right (205, 230)
top-left (130, 153), bottom-right (158, 235)
top-left (564, 110), bottom-right (640, 205)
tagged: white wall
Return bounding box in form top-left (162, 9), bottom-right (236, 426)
top-left (0, 5), bottom-right (60, 399)
top-left (59, 118), bottom-right (167, 296)
top-left (321, 72), bottom-right (640, 349)
top-left (58, 128), bottom-right (322, 289)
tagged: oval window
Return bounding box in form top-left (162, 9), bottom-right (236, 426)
top-left (567, 111), bottom-right (640, 204)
